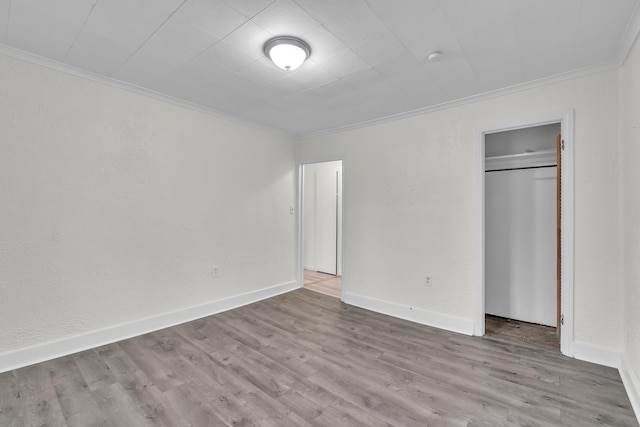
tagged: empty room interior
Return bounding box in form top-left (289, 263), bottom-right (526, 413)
top-left (1, 1), bottom-right (640, 426)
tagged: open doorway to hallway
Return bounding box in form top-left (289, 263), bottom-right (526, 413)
top-left (303, 270), bottom-right (341, 298)
top-left (302, 160), bottom-right (343, 299)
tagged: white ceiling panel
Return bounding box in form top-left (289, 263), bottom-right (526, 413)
top-left (81, 0), bottom-right (178, 49)
top-left (157, 75), bottom-right (204, 99)
top-left (128, 33), bottom-right (198, 70)
top-left (437, 0), bottom-right (513, 34)
top-left (373, 50), bottom-right (423, 79)
top-left (268, 92), bottom-right (316, 110)
top-left (171, 50), bottom-right (232, 86)
top-left (200, 39), bottom-right (257, 73)
top-left (239, 103), bottom-right (308, 132)
top-left (388, 8), bottom-right (459, 61)
top-left (252, 0), bottom-right (318, 37)
top-left (6, 0), bottom-right (94, 59)
top-left (1, 0), bottom-right (639, 136)
top-left (267, 73), bottom-right (313, 95)
top-left (367, 0), bottom-right (440, 25)
top-left (425, 55), bottom-right (481, 100)
top-left (571, 0), bottom-right (638, 68)
top-left (323, 3), bottom-right (387, 47)
top-left (153, 13), bottom-right (220, 55)
top-left (389, 68), bottom-right (446, 104)
top-left (176, 0), bottom-right (246, 39)
top-left (300, 25), bottom-right (346, 62)
top-left (219, 20), bottom-right (272, 61)
top-left (7, 24), bottom-right (72, 60)
top-left (236, 57), bottom-right (285, 84)
top-left (286, 60), bottom-right (335, 88)
top-left (338, 67), bottom-right (386, 90)
top-left (222, 0), bottom-right (275, 19)
top-left (456, 20), bottom-right (523, 90)
top-left (351, 31), bottom-right (407, 67)
top-left (291, 0), bottom-right (365, 25)
top-left (319, 48), bottom-right (369, 79)
top-left (65, 31), bottom-right (135, 75)
top-left (310, 78), bottom-right (355, 101)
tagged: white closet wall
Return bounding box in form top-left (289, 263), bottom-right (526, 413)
top-left (485, 165), bottom-right (557, 326)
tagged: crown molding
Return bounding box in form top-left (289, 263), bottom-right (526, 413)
top-left (616, 1), bottom-right (640, 66)
top-left (0, 43), bottom-right (294, 139)
top-left (299, 59), bottom-right (619, 140)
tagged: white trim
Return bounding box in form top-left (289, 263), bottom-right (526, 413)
top-left (0, 281), bottom-right (298, 374)
top-left (485, 150), bottom-right (557, 171)
top-left (475, 111), bottom-right (575, 358)
top-left (475, 131), bottom-right (486, 336)
top-left (620, 355), bottom-right (640, 423)
top-left (559, 113), bottom-right (575, 356)
top-left (617, 2), bottom-right (640, 66)
top-left (571, 342), bottom-right (621, 368)
top-left (297, 164), bottom-right (305, 291)
top-left (298, 155), bottom-right (346, 300)
top-left (344, 292), bottom-right (475, 336)
top-left (300, 62), bottom-right (618, 140)
top-left (0, 44), bottom-right (290, 139)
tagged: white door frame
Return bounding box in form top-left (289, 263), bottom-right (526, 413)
top-left (297, 155), bottom-right (346, 300)
top-left (475, 110), bottom-right (575, 356)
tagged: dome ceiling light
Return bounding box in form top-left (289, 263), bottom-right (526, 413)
top-left (264, 36), bottom-right (311, 71)
top-left (427, 51), bottom-right (444, 62)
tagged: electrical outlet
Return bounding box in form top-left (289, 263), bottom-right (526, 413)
top-left (424, 275), bottom-right (432, 287)
top-left (212, 266), bottom-right (220, 278)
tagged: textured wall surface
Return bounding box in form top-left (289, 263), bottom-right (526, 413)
top-left (0, 53), bottom-right (297, 354)
top-left (619, 35), bottom-right (640, 397)
top-left (298, 69), bottom-right (622, 351)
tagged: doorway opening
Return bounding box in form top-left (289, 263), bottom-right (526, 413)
top-left (484, 123), bottom-right (560, 349)
top-left (301, 160), bottom-right (343, 299)
top-left (476, 111), bottom-right (574, 357)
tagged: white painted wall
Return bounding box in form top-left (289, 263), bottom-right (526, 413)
top-left (297, 68), bottom-right (622, 351)
top-left (619, 34), bottom-right (640, 416)
top-left (0, 53), bottom-right (297, 355)
top-left (485, 167), bottom-right (557, 326)
top-left (303, 161), bottom-right (342, 275)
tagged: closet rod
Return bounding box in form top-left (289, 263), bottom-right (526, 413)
top-left (485, 164), bottom-right (557, 173)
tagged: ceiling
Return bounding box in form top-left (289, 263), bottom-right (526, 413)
top-left (1, 0), bottom-right (639, 137)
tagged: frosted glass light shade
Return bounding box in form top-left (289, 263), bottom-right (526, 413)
top-left (264, 36), bottom-right (311, 71)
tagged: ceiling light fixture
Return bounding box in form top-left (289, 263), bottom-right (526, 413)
top-left (427, 51), bottom-right (443, 62)
top-left (264, 36), bottom-right (311, 71)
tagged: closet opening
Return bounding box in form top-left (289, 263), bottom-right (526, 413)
top-left (301, 160), bottom-right (343, 299)
top-left (484, 123), bottom-right (561, 350)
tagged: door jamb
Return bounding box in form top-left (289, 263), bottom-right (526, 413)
top-left (475, 111), bottom-right (574, 357)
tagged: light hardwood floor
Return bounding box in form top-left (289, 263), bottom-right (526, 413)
top-left (0, 289), bottom-right (637, 426)
top-left (303, 270), bottom-right (341, 298)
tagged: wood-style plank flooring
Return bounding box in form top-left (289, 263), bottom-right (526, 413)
top-left (0, 289), bottom-right (637, 426)
top-left (485, 314), bottom-right (560, 349)
top-left (303, 270), bottom-right (341, 298)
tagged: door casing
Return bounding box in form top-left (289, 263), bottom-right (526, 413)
top-left (297, 155), bottom-right (346, 300)
top-left (475, 110), bottom-right (574, 356)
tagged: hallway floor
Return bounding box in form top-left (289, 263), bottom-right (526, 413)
top-left (303, 270), bottom-right (341, 298)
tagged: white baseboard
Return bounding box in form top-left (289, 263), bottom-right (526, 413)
top-left (571, 341), bottom-right (622, 368)
top-left (343, 292), bottom-right (474, 336)
top-left (0, 281), bottom-right (297, 374)
top-left (620, 355), bottom-right (640, 423)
